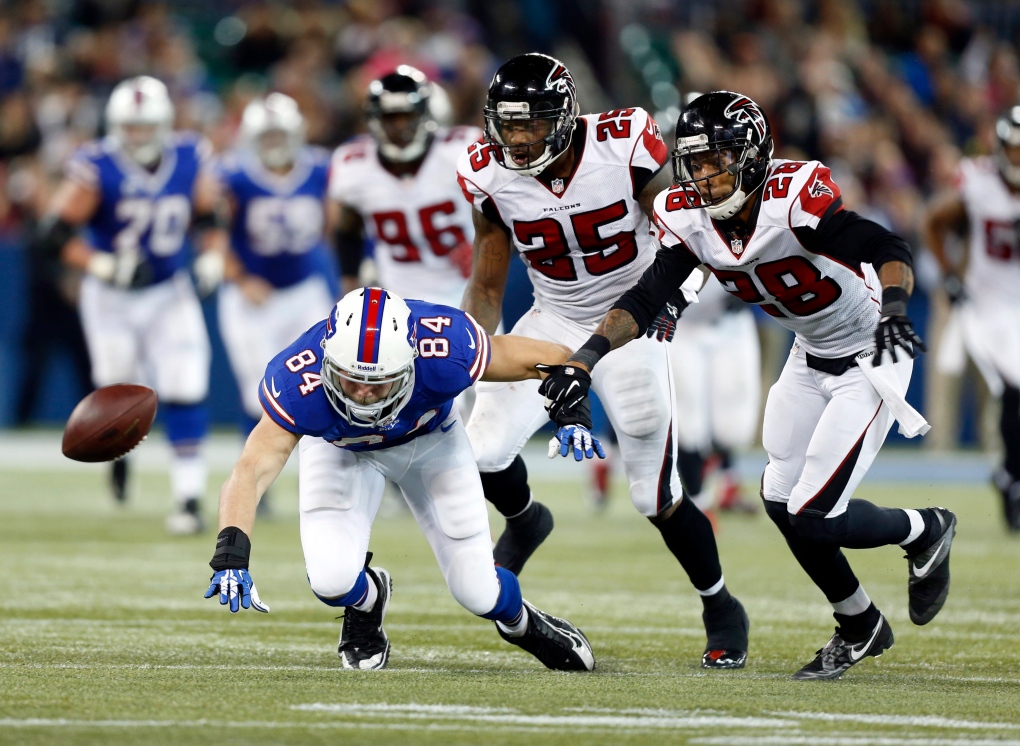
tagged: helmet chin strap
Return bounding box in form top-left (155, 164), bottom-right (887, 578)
top-left (705, 187), bottom-right (748, 220)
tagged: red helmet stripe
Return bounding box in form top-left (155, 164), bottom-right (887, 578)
top-left (357, 288), bottom-right (386, 364)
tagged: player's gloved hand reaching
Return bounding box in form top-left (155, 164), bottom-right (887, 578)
top-left (645, 287), bottom-right (687, 343)
top-left (203, 526), bottom-right (270, 613)
top-left (548, 424), bottom-right (606, 461)
top-left (536, 363), bottom-right (605, 461)
top-left (873, 287), bottom-right (927, 367)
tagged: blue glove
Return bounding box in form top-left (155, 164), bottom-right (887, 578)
top-left (205, 568), bottom-right (270, 613)
top-left (548, 425), bottom-right (607, 461)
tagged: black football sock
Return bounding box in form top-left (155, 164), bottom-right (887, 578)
top-left (676, 447), bottom-right (706, 498)
top-left (834, 602), bottom-right (882, 642)
top-left (652, 495), bottom-right (723, 593)
top-left (764, 499), bottom-right (860, 604)
top-left (1001, 384), bottom-right (1020, 480)
top-left (480, 455), bottom-right (532, 518)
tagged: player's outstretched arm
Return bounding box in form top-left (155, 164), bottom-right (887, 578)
top-left (461, 208), bottom-right (512, 334)
top-left (330, 201), bottom-right (367, 296)
top-left (41, 179), bottom-right (103, 274)
top-left (874, 260), bottom-right (927, 366)
top-left (482, 335), bottom-right (571, 382)
top-left (191, 170), bottom-right (230, 296)
top-left (218, 412), bottom-right (300, 536)
top-left (204, 413), bottom-right (299, 614)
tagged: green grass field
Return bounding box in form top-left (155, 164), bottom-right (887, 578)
top-left (2, 437), bottom-right (1020, 745)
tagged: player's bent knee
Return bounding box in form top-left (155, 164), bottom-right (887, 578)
top-left (788, 511), bottom-right (847, 545)
top-left (307, 561), bottom-right (364, 604)
top-left (445, 550), bottom-right (500, 616)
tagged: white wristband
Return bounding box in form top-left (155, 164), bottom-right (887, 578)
top-left (86, 252), bottom-right (117, 282)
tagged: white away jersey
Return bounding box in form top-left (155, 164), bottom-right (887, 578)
top-left (457, 108), bottom-right (668, 328)
top-left (329, 126), bottom-right (480, 303)
top-left (956, 156), bottom-right (1020, 304)
top-left (653, 159), bottom-right (881, 358)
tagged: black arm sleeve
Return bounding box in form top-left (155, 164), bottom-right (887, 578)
top-left (611, 242), bottom-right (702, 336)
top-left (793, 206), bottom-right (913, 270)
top-left (632, 163), bottom-right (666, 200)
top-left (36, 215), bottom-right (78, 261)
top-left (334, 229), bottom-right (365, 279)
top-left (480, 198), bottom-right (510, 233)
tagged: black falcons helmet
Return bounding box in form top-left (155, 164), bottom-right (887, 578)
top-left (995, 105), bottom-right (1020, 186)
top-left (484, 53), bottom-right (578, 176)
top-left (672, 91), bottom-right (774, 220)
top-left (365, 65), bottom-right (436, 163)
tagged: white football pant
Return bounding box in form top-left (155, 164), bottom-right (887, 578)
top-left (467, 303), bottom-right (682, 517)
top-left (761, 344), bottom-right (913, 518)
top-left (79, 272), bottom-right (210, 402)
top-left (669, 309), bottom-right (761, 452)
top-left (298, 415), bottom-right (500, 616)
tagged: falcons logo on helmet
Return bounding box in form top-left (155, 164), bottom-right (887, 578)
top-left (547, 64), bottom-right (576, 101)
top-left (724, 97), bottom-right (767, 140)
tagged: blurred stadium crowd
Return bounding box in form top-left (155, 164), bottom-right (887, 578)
top-left (1, 0), bottom-right (1018, 448)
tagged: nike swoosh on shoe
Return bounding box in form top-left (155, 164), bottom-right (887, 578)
top-left (911, 529), bottom-right (953, 578)
top-left (849, 620), bottom-right (883, 662)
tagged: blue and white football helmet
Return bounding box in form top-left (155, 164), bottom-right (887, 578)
top-left (321, 288), bottom-right (417, 428)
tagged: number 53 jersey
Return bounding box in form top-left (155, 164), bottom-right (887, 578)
top-left (652, 159), bottom-right (882, 359)
top-left (457, 108), bottom-right (668, 329)
top-left (258, 300), bottom-right (491, 450)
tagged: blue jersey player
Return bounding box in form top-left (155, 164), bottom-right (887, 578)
top-left (41, 76), bottom-right (229, 534)
top-left (213, 93), bottom-right (334, 444)
top-left (204, 287), bottom-right (597, 672)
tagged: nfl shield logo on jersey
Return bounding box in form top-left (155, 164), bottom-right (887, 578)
top-left (730, 238), bottom-right (744, 257)
top-left (552, 178), bottom-right (565, 194)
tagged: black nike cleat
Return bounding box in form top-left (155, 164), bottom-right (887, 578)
top-left (493, 502), bottom-right (554, 576)
top-left (993, 471), bottom-right (1020, 532)
top-left (497, 600), bottom-right (595, 671)
top-left (792, 615), bottom-right (894, 680)
top-left (701, 596), bottom-right (749, 669)
top-left (338, 565), bottom-right (392, 671)
top-left (905, 507), bottom-right (957, 625)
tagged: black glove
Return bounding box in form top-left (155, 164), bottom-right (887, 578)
top-left (536, 363), bottom-right (594, 428)
top-left (942, 272), bottom-right (966, 306)
top-left (645, 287), bottom-right (687, 343)
top-left (873, 287), bottom-right (927, 367)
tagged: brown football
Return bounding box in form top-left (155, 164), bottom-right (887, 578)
top-left (62, 384), bottom-right (158, 463)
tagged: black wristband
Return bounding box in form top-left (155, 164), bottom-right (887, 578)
top-left (880, 286), bottom-right (909, 318)
top-left (192, 210), bottom-right (224, 232)
top-left (568, 334), bottom-right (611, 372)
top-left (209, 526), bottom-right (252, 571)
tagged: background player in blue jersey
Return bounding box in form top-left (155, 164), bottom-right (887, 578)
top-left (39, 76), bottom-right (228, 535)
top-left (213, 93), bottom-right (334, 455)
top-left (204, 287), bottom-right (596, 672)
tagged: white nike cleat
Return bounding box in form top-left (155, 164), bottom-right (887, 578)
top-left (905, 507), bottom-right (957, 625)
top-left (792, 615), bottom-right (894, 680)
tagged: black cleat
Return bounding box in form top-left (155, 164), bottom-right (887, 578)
top-left (701, 596), bottom-right (749, 669)
top-left (792, 615), bottom-right (894, 680)
top-left (493, 502), bottom-right (554, 576)
top-left (497, 600), bottom-right (595, 671)
top-left (905, 507), bottom-right (957, 625)
top-left (993, 471), bottom-right (1020, 532)
top-left (338, 565), bottom-right (392, 671)
top-left (111, 458), bottom-right (129, 504)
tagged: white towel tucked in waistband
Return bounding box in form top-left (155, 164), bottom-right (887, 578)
top-left (855, 349), bottom-right (931, 438)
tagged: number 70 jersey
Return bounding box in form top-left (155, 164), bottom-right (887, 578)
top-left (652, 159), bottom-right (882, 359)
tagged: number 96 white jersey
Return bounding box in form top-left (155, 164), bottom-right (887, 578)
top-left (329, 127), bottom-right (480, 305)
top-left (653, 159), bottom-right (882, 359)
top-left (457, 108), bottom-right (668, 329)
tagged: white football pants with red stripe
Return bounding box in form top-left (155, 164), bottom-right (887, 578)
top-left (761, 343), bottom-right (913, 518)
top-left (466, 302), bottom-right (683, 517)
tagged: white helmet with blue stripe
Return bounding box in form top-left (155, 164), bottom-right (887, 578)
top-left (321, 287), bottom-right (417, 428)
top-left (106, 76), bottom-right (174, 167)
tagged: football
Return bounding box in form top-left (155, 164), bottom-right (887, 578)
top-left (62, 384), bottom-right (158, 463)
